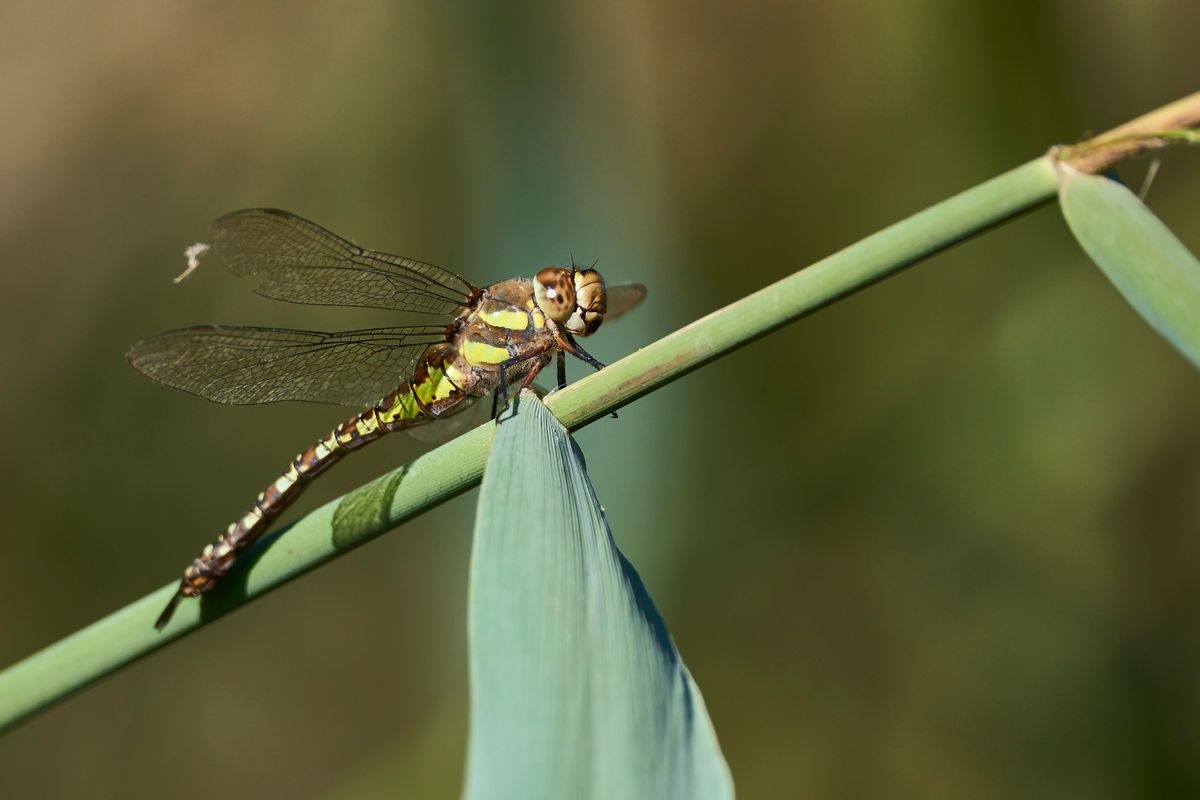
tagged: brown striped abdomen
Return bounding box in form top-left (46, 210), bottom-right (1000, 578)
top-left (173, 406), bottom-right (385, 599)
top-left (153, 347), bottom-right (480, 630)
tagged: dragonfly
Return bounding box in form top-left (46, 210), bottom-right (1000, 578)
top-left (128, 208), bottom-right (646, 630)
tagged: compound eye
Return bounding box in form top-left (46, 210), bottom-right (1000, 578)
top-left (573, 269), bottom-right (607, 314)
top-left (534, 267), bottom-right (576, 322)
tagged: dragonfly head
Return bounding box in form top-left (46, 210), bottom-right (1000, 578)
top-left (534, 266), bottom-right (607, 337)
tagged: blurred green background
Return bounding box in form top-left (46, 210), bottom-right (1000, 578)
top-left (3, 1), bottom-right (1200, 797)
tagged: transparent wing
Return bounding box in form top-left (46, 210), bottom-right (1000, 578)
top-left (606, 282), bottom-right (647, 320)
top-left (127, 325), bottom-right (449, 407)
top-left (210, 209), bottom-right (478, 315)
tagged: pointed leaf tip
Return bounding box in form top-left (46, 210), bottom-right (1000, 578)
top-left (1059, 165), bottom-right (1200, 369)
top-left (464, 392), bottom-right (733, 800)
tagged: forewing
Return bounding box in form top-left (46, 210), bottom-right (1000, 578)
top-left (211, 209), bottom-right (478, 315)
top-left (605, 282), bottom-right (647, 320)
top-left (127, 325), bottom-right (448, 407)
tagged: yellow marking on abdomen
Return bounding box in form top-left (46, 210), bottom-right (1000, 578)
top-left (379, 389), bottom-right (421, 423)
top-left (415, 363), bottom-right (442, 404)
top-left (463, 339), bottom-right (510, 366)
top-left (445, 361), bottom-right (468, 389)
top-left (432, 361), bottom-right (459, 401)
top-left (343, 414), bottom-right (380, 443)
top-left (480, 308), bottom-right (529, 331)
top-left (412, 362), bottom-right (459, 404)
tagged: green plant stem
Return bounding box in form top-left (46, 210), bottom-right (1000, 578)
top-left (2, 93), bottom-right (1198, 734)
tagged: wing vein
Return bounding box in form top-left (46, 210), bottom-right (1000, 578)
top-left (209, 209), bottom-right (477, 315)
top-left (127, 324), bottom-right (450, 407)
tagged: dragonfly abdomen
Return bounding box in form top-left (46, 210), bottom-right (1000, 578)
top-left (167, 410), bottom-right (388, 610)
top-left (153, 349), bottom-right (475, 629)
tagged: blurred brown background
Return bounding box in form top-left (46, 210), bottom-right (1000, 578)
top-left (3, 1), bottom-right (1200, 797)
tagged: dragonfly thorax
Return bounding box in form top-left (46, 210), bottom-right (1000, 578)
top-left (533, 267), bottom-right (607, 337)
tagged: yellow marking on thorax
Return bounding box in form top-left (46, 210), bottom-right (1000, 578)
top-left (480, 307), bottom-right (529, 331)
top-left (463, 339), bottom-right (510, 366)
top-left (524, 299), bottom-right (545, 328)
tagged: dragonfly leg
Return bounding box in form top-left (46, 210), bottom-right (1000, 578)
top-left (538, 348), bottom-right (569, 399)
top-left (557, 331), bottom-right (606, 372)
top-left (519, 357), bottom-right (547, 393)
top-left (555, 332), bottom-right (617, 417)
top-left (495, 362), bottom-right (510, 417)
top-left (494, 342), bottom-right (556, 420)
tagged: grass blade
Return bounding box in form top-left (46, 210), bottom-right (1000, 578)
top-left (464, 392), bottom-right (733, 800)
top-left (1059, 164), bottom-right (1200, 368)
